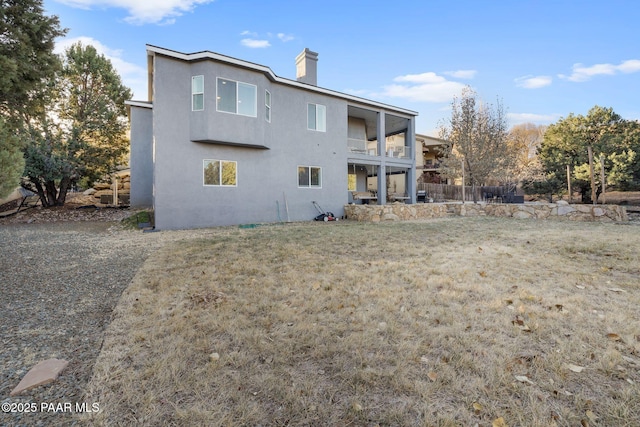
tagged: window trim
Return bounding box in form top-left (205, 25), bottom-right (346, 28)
top-left (203, 159), bottom-right (238, 187)
top-left (265, 90), bottom-right (271, 123)
top-left (307, 103), bottom-right (326, 132)
top-left (216, 77), bottom-right (257, 117)
top-left (192, 75), bottom-right (204, 111)
top-left (298, 165), bottom-right (322, 188)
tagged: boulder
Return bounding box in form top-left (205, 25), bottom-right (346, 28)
top-left (557, 205), bottom-right (576, 216)
top-left (93, 182), bottom-right (111, 190)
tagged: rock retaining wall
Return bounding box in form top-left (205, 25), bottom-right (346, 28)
top-left (344, 201), bottom-right (628, 223)
top-left (83, 172), bottom-right (130, 205)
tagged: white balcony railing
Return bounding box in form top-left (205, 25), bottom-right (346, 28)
top-left (385, 146), bottom-right (411, 159)
top-left (348, 138), bottom-right (377, 156)
top-left (422, 159), bottom-right (441, 170)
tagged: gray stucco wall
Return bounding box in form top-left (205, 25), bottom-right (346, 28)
top-left (129, 105), bottom-right (153, 208)
top-left (151, 54), bottom-right (350, 229)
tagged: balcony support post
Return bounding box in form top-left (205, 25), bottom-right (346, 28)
top-left (406, 117), bottom-right (416, 203)
top-left (376, 111), bottom-right (386, 205)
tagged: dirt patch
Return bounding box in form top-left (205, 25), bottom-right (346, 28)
top-left (0, 193), bottom-right (133, 225)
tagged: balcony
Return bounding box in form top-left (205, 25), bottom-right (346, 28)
top-left (385, 146), bottom-right (411, 159)
top-left (421, 159), bottom-right (441, 170)
top-left (348, 138), bottom-right (378, 156)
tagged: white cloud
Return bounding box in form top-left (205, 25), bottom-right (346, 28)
top-left (55, 36), bottom-right (147, 99)
top-left (375, 72), bottom-right (467, 103)
top-left (617, 59), bottom-right (640, 73)
top-left (240, 38), bottom-right (271, 49)
top-left (277, 33), bottom-right (295, 42)
top-left (515, 75), bottom-right (552, 89)
top-left (394, 72), bottom-right (446, 84)
top-left (55, 36), bottom-right (116, 57)
top-left (559, 59), bottom-right (640, 82)
top-left (55, 0), bottom-right (213, 25)
top-left (443, 70), bottom-right (477, 79)
top-left (239, 31), bottom-right (295, 48)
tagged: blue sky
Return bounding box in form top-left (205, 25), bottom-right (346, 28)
top-left (44, 0), bottom-right (640, 136)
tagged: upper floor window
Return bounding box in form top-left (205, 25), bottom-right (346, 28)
top-left (217, 78), bottom-right (257, 117)
top-left (265, 90), bottom-right (271, 122)
top-left (192, 75), bottom-right (204, 111)
top-left (298, 166), bottom-right (321, 188)
top-left (204, 159), bottom-right (237, 186)
top-left (307, 103), bottom-right (326, 132)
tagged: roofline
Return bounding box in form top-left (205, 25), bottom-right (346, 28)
top-left (124, 100), bottom-right (152, 121)
top-left (416, 133), bottom-right (448, 144)
top-left (146, 44), bottom-right (418, 117)
top-left (125, 100), bottom-right (153, 109)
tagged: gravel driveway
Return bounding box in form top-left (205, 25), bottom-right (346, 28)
top-left (1, 214), bottom-right (170, 426)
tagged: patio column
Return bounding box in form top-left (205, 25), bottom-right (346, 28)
top-left (376, 111), bottom-right (386, 205)
top-left (406, 116), bottom-right (416, 203)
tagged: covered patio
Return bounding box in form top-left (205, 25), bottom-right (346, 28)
top-left (346, 105), bottom-right (416, 205)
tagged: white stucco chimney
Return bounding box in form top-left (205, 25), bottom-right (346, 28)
top-left (296, 48), bottom-right (318, 86)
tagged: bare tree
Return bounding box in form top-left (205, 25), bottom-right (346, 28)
top-left (439, 87), bottom-right (510, 202)
top-left (492, 122), bottom-right (549, 195)
top-left (507, 123), bottom-right (547, 180)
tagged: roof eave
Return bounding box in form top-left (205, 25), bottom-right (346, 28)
top-left (146, 44), bottom-right (418, 117)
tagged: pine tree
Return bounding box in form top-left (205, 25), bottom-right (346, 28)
top-left (0, 0), bottom-right (65, 197)
top-left (0, 116), bottom-right (24, 198)
top-left (0, 0), bottom-right (66, 119)
top-left (22, 42), bottom-right (132, 206)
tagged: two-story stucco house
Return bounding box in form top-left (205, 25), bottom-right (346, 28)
top-left (127, 45), bottom-right (418, 229)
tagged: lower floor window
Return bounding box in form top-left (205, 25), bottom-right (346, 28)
top-left (298, 166), bottom-right (321, 188)
top-left (204, 159), bottom-right (237, 186)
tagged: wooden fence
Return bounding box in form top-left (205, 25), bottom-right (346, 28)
top-left (417, 183), bottom-right (510, 202)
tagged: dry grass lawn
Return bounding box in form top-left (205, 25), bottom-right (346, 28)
top-left (84, 217), bottom-right (640, 426)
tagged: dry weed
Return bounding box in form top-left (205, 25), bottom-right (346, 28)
top-left (83, 217), bottom-right (640, 426)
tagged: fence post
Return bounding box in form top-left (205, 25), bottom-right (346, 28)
top-left (461, 159), bottom-right (465, 204)
top-left (588, 145), bottom-right (596, 205)
top-left (600, 154), bottom-right (606, 205)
